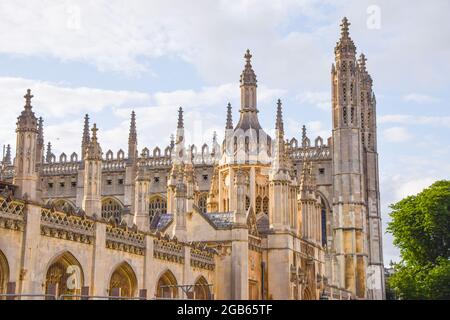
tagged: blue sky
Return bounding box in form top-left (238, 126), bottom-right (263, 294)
top-left (1, 0), bottom-right (449, 265)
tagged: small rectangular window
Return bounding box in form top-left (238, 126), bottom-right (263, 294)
top-left (71, 182), bottom-right (77, 188)
top-left (118, 179), bottom-right (124, 185)
top-left (154, 177), bottom-right (160, 183)
top-left (319, 168), bottom-right (325, 175)
top-left (48, 183), bottom-right (53, 188)
top-left (59, 182), bottom-right (65, 188)
top-left (203, 175), bottom-right (208, 181)
top-left (106, 179), bottom-right (112, 185)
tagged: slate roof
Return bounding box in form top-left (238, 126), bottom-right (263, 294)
top-left (150, 212), bottom-right (174, 231)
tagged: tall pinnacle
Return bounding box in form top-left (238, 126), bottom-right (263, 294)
top-left (226, 103), bottom-right (233, 129)
top-left (240, 49), bottom-right (257, 87)
top-left (91, 123), bottom-right (98, 141)
top-left (129, 110), bottom-right (137, 142)
top-left (38, 117), bottom-right (44, 143)
top-left (17, 89), bottom-right (38, 131)
top-left (302, 125), bottom-right (307, 141)
top-left (46, 142), bottom-right (52, 163)
top-left (82, 114), bottom-right (90, 157)
top-left (358, 53), bottom-right (367, 72)
top-left (275, 99), bottom-right (284, 132)
top-left (340, 17), bottom-right (350, 39)
top-left (335, 17), bottom-right (356, 57)
top-left (24, 89), bottom-right (33, 111)
top-left (3, 144), bottom-right (11, 165)
top-left (177, 107), bottom-right (184, 129)
top-left (85, 124), bottom-right (102, 161)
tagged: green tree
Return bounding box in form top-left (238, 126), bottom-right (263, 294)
top-left (387, 180), bottom-right (450, 300)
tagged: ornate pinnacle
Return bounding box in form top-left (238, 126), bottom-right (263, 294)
top-left (226, 103), bottom-right (233, 129)
top-left (46, 142), bottom-right (52, 163)
top-left (3, 144), bottom-right (11, 165)
top-left (177, 107), bottom-right (184, 129)
top-left (24, 89), bottom-right (33, 110)
top-left (38, 117), bottom-right (44, 142)
top-left (240, 49), bottom-right (257, 86)
top-left (359, 53), bottom-right (367, 72)
top-left (170, 134), bottom-right (175, 149)
top-left (275, 99), bottom-right (284, 132)
top-left (302, 125), bottom-right (307, 141)
top-left (91, 123), bottom-right (98, 141)
top-left (129, 110), bottom-right (137, 142)
top-left (340, 17), bottom-right (350, 39)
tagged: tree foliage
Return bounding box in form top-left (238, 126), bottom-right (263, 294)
top-left (387, 180), bottom-right (450, 300)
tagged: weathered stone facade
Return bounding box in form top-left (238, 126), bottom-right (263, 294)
top-left (0, 18), bottom-right (384, 300)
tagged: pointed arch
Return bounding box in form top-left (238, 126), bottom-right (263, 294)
top-left (194, 276), bottom-right (211, 300)
top-left (0, 250), bottom-right (9, 295)
top-left (109, 261), bottom-right (138, 298)
top-left (59, 153), bottom-right (67, 163)
top-left (45, 251), bottom-right (84, 299)
top-left (303, 287), bottom-right (314, 300)
top-left (156, 269), bottom-right (178, 299)
top-left (70, 152), bottom-right (78, 163)
top-left (106, 150), bottom-right (113, 160)
top-left (197, 193), bottom-right (208, 214)
top-left (153, 147), bottom-right (161, 158)
top-left (52, 199), bottom-right (77, 213)
top-left (101, 197), bottom-right (123, 223)
top-left (117, 149), bottom-right (125, 160)
top-left (149, 195), bottom-right (167, 224)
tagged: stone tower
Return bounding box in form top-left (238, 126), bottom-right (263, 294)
top-left (331, 17), bottom-right (384, 299)
top-left (13, 89), bottom-right (40, 202)
top-left (82, 124), bottom-right (103, 216)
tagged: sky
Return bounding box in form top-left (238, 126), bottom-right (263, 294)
top-left (0, 0), bottom-right (449, 266)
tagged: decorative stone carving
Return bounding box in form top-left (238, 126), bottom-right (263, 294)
top-left (0, 196), bottom-right (25, 231)
top-left (40, 208), bottom-right (95, 244)
top-left (105, 225), bottom-right (145, 255)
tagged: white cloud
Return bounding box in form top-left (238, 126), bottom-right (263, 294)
top-left (379, 114), bottom-right (450, 128)
top-left (403, 93), bottom-right (440, 104)
top-left (382, 127), bottom-right (412, 143)
top-left (296, 91), bottom-right (330, 111)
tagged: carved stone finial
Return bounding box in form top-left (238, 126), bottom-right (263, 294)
top-left (177, 107), bottom-right (184, 129)
top-left (226, 103), bottom-right (233, 129)
top-left (275, 99), bottom-right (284, 132)
top-left (24, 89), bottom-right (33, 109)
top-left (340, 17), bottom-right (350, 39)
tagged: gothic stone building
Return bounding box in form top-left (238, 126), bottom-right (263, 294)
top-left (0, 18), bottom-right (384, 300)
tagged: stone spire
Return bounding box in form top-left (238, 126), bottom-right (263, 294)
top-left (128, 110), bottom-right (138, 162)
top-left (275, 99), bottom-right (284, 132)
top-left (17, 89), bottom-right (38, 132)
top-left (302, 125), bottom-right (307, 141)
top-left (37, 117), bottom-right (44, 145)
top-left (81, 114), bottom-right (90, 159)
top-left (85, 124), bottom-right (102, 160)
top-left (46, 142), bottom-right (52, 163)
top-left (177, 107), bottom-right (184, 129)
top-left (240, 49), bottom-right (257, 88)
top-left (226, 103), bottom-right (233, 129)
top-left (36, 117), bottom-right (44, 164)
top-left (271, 99), bottom-right (288, 175)
top-left (3, 144), bottom-right (11, 165)
top-left (14, 89), bottom-right (39, 201)
top-left (335, 17), bottom-right (356, 59)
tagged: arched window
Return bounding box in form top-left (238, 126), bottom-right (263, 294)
top-left (245, 196), bottom-right (250, 211)
top-left (149, 196), bottom-right (167, 223)
top-left (194, 276), bottom-right (211, 300)
top-left (52, 199), bottom-right (76, 214)
top-left (0, 250), bottom-right (9, 295)
top-left (101, 198), bottom-right (122, 223)
top-left (109, 262), bottom-right (137, 298)
top-left (263, 197), bottom-right (269, 215)
top-left (156, 270), bottom-right (178, 299)
top-left (321, 205), bottom-right (327, 247)
top-left (45, 252), bottom-right (84, 300)
top-left (256, 196), bottom-right (262, 214)
top-left (198, 193), bottom-right (208, 214)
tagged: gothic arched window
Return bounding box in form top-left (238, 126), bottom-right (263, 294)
top-left (198, 193), bottom-right (208, 214)
top-left (256, 196), bottom-right (262, 214)
top-left (263, 197), bottom-right (269, 215)
top-left (149, 196), bottom-right (167, 223)
top-left (101, 198), bottom-right (122, 223)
